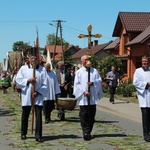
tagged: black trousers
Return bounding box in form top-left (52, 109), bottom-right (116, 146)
top-left (60, 86), bottom-right (68, 97)
top-left (80, 105), bottom-right (96, 135)
top-left (68, 88), bottom-right (75, 98)
top-left (57, 86), bottom-right (68, 120)
top-left (109, 86), bottom-right (116, 101)
top-left (43, 100), bottom-right (55, 121)
top-left (21, 105), bottom-right (43, 139)
top-left (141, 108), bottom-right (150, 137)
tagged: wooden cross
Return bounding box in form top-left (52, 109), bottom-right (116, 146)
top-left (78, 24), bottom-right (102, 56)
top-left (78, 24), bottom-right (102, 126)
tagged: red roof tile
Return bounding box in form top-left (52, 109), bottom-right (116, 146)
top-left (103, 38), bottom-right (119, 50)
top-left (72, 43), bottom-right (110, 59)
top-left (125, 25), bottom-right (150, 46)
top-left (52, 53), bottom-right (62, 61)
top-left (45, 45), bottom-right (62, 53)
top-left (113, 12), bottom-right (150, 36)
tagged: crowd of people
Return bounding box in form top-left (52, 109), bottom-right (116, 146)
top-left (0, 54), bottom-right (104, 142)
top-left (1, 54), bottom-right (150, 143)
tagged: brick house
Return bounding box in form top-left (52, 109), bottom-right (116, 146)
top-left (44, 45), bottom-right (63, 61)
top-left (104, 12), bottom-right (150, 80)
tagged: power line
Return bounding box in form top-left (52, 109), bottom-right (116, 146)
top-left (0, 21), bottom-right (50, 23)
top-left (63, 24), bottom-right (87, 34)
top-left (62, 24), bottom-right (114, 40)
top-left (0, 20), bottom-right (115, 40)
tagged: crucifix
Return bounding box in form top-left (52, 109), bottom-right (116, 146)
top-left (78, 24), bottom-right (102, 124)
top-left (78, 24), bottom-right (102, 58)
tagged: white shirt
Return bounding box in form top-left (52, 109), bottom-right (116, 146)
top-left (73, 66), bottom-right (103, 106)
top-left (15, 65), bottom-right (47, 106)
top-left (43, 70), bottom-right (61, 101)
top-left (133, 67), bottom-right (150, 107)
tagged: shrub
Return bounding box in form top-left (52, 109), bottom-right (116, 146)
top-left (116, 81), bottom-right (136, 97)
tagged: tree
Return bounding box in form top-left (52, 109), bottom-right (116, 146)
top-left (98, 54), bottom-right (124, 80)
top-left (12, 41), bottom-right (28, 52)
top-left (46, 33), bottom-right (70, 63)
top-left (63, 50), bottom-right (74, 65)
top-left (90, 54), bottom-right (99, 69)
top-left (46, 33), bottom-right (69, 48)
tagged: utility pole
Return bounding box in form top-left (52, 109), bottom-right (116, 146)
top-left (49, 20), bottom-right (66, 63)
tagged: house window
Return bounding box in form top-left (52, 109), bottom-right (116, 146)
top-left (122, 60), bottom-right (127, 74)
top-left (124, 35), bottom-right (128, 54)
top-left (136, 61), bottom-right (141, 69)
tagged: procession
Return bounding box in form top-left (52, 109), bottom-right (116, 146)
top-left (0, 41), bottom-right (104, 142)
top-left (0, 3), bottom-right (150, 149)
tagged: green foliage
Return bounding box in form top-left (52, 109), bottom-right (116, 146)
top-left (63, 50), bottom-right (75, 64)
top-left (116, 80), bottom-right (136, 97)
top-left (0, 77), bottom-right (10, 87)
top-left (91, 54), bottom-right (99, 69)
top-left (98, 54), bottom-right (124, 80)
top-left (46, 33), bottom-right (70, 63)
top-left (12, 41), bottom-right (28, 52)
top-left (102, 85), bottom-right (109, 94)
top-left (46, 33), bottom-right (69, 48)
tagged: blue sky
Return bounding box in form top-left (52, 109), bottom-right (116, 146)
top-left (0, 0), bottom-right (149, 62)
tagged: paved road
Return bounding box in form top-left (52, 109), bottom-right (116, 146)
top-left (97, 97), bottom-right (142, 136)
top-left (0, 96), bottom-right (147, 150)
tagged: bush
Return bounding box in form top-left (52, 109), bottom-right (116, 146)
top-left (102, 85), bottom-right (109, 94)
top-left (116, 81), bottom-right (136, 97)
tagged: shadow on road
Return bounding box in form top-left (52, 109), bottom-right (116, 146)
top-left (95, 120), bottom-right (119, 124)
top-left (93, 133), bottom-right (127, 138)
top-left (43, 134), bottom-right (81, 141)
top-left (52, 118), bottom-right (119, 124)
top-left (113, 101), bottom-right (130, 104)
top-left (0, 108), bottom-right (15, 116)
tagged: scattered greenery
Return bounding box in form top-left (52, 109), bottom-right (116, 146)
top-left (0, 87), bottom-right (147, 150)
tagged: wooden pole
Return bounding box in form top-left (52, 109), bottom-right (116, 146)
top-left (31, 48), bottom-right (36, 134)
top-left (53, 21), bottom-right (59, 62)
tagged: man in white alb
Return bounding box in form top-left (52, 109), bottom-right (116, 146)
top-left (73, 55), bottom-right (103, 141)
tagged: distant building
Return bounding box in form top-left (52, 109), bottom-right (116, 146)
top-left (72, 40), bottom-right (110, 67)
top-left (44, 45), bottom-right (63, 61)
top-left (44, 44), bottom-right (80, 62)
top-left (104, 12), bottom-right (150, 80)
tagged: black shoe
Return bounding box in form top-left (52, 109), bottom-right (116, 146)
top-left (36, 138), bottom-right (44, 142)
top-left (144, 135), bottom-right (150, 142)
top-left (110, 100), bottom-right (115, 104)
top-left (45, 118), bottom-right (51, 123)
top-left (45, 120), bottom-right (49, 124)
top-left (58, 113), bottom-right (65, 121)
top-left (21, 135), bottom-right (27, 140)
top-left (83, 134), bottom-right (92, 141)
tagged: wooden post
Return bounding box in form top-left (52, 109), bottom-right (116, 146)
top-left (31, 47), bottom-right (36, 134)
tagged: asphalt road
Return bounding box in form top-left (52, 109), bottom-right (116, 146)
top-left (0, 99), bottom-right (146, 150)
top-left (97, 104), bottom-right (143, 137)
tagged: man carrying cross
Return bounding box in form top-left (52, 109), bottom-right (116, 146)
top-left (15, 53), bottom-right (47, 142)
top-left (73, 55), bottom-right (103, 141)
